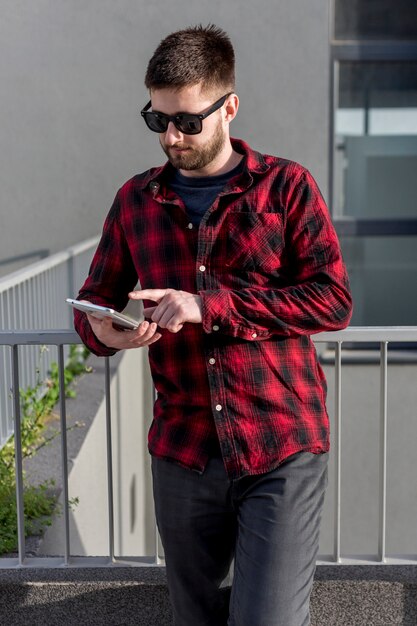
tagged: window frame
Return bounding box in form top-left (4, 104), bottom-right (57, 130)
top-left (329, 0), bottom-right (417, 237)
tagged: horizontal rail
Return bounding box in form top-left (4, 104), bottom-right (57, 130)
top-left (0, 330), bottom-right (81, 346)
top-left (314, 327), bottom-right (417, 342)
top-left (333, 218), bottom-right (417, 238)
top-left (1, 326), bottom-right (417, 345)
top-left (331, 40), bottom-right (417, 61)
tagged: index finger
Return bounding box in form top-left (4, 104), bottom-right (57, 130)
top-left (129, 289), bottom-right (168, 302)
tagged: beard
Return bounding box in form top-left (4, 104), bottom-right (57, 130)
top-left (160, 117), bottom-right (226, 171)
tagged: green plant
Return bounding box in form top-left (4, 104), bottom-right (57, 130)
top-left (0, 344), bottom-right (90, 555)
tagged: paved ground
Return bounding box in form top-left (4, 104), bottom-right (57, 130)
top-left (1, 565), bottom-right (417, 625)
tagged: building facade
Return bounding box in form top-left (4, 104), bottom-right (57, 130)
top-left (330, 0), bottom-right (417, 325)
top-left (1, 1), bottom-right (416, 323)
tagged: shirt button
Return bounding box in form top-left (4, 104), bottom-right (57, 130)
top-left (215, 404), bottom-right (222, 411)
top-left (187, 222), bottom-right (193, 229)
top-left (199, 265), bottom-right (206, 272)
top-left (209, 358), bottom-right (216, 365)
top-left (212, 325), bottom-right (219, 331)
top-left (251, 332), bottom-right (257, 339)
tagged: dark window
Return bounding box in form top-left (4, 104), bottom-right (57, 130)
top-left (339, 62), bottom-right (417, 111)
top-left (335, 0), bottom-right (417, 41)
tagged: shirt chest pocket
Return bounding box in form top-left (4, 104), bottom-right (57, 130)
top-left (223, 212), bottom-right (284, 272)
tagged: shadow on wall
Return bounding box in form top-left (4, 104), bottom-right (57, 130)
top-left (0, 250), bottom-right (50, 278)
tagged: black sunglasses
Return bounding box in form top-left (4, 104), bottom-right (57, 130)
top-left (141, 92), bottom-right (234, 135)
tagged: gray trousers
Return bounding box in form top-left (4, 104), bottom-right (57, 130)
top-left (152, 451), bottom-right (328, 626)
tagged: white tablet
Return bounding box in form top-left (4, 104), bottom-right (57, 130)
top-left (66, 298), bottom-right (140, 330)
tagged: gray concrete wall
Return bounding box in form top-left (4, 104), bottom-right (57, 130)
top-left (1, 0), bottom-right (330, 275)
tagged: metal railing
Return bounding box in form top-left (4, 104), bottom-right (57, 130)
top-left (315, 326), bottom-right (417, 565)
top-left (0, 326), bottom-right (416, 569)
top-left (0, 329), bottom-right (160, 569)
top-left (0, 237), bottom-right (99, 448)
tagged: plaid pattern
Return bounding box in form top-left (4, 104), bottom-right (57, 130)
top-left (74, 138), bottom-right (352, 478)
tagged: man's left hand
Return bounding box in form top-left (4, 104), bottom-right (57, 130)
top-left (129, 288), bottom-right (202, 333)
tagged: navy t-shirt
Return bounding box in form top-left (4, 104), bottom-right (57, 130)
top-left (169, 160), bottom-right (244, 226)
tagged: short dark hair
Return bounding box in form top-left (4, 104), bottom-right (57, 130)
top-left (144, 24), bottom-right (235, 94)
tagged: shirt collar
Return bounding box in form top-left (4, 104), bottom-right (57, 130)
top-left (135, 138), bottom-right (270, 196)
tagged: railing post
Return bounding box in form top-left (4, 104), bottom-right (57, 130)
top-left (67, 250), bottom-right (75, 328)
top-left (11, 345), bottom-right (26, 566)
top-left (105, 357), bottom-right (115, 562)
top-left (58, 345), bottom-right (71, 564)
top-left (153, 384), bottom-right (162, 566)
top-left (334, 341), bottom-right (342, 563)
top-left (379, 341), bottom-right (388, 563)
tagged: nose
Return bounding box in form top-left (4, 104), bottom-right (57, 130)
top-left (164, 120), bottom-right (183, 143)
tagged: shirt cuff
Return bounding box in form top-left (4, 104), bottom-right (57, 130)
top-left (200, 289), bottom-right (231, 334)
top-left (199, 289), bottom-right (271, 341)
top-left (75, 313), bottom-right (119, 357)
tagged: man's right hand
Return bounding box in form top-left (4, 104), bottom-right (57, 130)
top-left (86, 314), bottom-right (162, 350)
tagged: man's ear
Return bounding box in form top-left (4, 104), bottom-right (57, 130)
top-left (224, 93), bottom-right (239, 123)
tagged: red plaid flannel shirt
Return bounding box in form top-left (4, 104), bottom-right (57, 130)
top-left (74, 138), bottom-right (352, 478)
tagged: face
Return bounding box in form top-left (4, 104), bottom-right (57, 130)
top-left (150, 84), bottom-right (235, 175)
top-left (160, 114), bottom-right (225, 172)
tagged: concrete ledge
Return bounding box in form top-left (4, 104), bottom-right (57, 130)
top-left (1, 565), bottom-right (417, 625)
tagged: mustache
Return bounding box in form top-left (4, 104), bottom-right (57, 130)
top-left (166, 143), bottom-right (192, 150)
